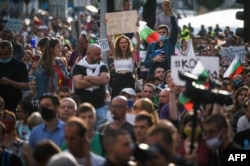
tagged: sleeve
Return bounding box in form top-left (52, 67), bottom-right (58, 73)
top-left (143, 43), bottom-right (154, 68)
top-left (237, 116), bottom-right (245, 133)
top-left (72, 65), bottom-right (85, 76)
top-left (18, 62), bottom-right (29, 82)
top-left (100, 64), bottom-right (109, 73)
top-left (28, 130), bottom-right (36, 149)
top-left (169, 16), bottom-right (178, 46)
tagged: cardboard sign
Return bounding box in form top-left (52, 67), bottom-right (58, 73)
top-left (220, 46), bottom-right (245, 66)
top-left (105, 10), bottom-right (138, 35)
top-left (6, 18), bottom-right (22, 32)
top-left (96, 38), bottom-right (110, 52)
top-left (171, 56), bottom-right (220, 86)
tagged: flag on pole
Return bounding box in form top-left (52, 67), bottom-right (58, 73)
top-left (178, 60), bottom-right (209, 111)
top-left (138, 21), bottom-right (159, 43)
top-left (185, 39), bottom-right (195, 57)
top-left (223, 55), bottom-right (244, 79)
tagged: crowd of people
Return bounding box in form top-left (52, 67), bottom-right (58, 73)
top-left (0, 0), bottom-right (249, 165)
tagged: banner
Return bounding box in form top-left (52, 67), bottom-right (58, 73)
top-left (171, 56), bottom-right (219, 86)
top-left (96, 38), bottom-right (110, 52)
top-left (220, 46), bottom-right (245, 66)
top-left (105, 10), bottom-right (138, 35)
top-left (6, 18), bottom-right (22, 33)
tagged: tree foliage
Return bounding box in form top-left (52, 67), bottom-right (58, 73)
top-left (196, 0), bottom-right (224, 10)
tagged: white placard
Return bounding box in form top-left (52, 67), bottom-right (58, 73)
top-left (96, 38), bottom-right (110, 52)
top-left (6, 18), bottom-right (22, 33)
top-left (219, 46), bottom-right (245, 66)
top-left (171, 56), bottom-right (220, 86)
top-left (105, 10), bottom-right (138, 35)
top-left (140, 51), bottom-right (146, 62)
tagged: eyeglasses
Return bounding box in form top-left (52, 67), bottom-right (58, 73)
top-left (110, 105), bottom-right (126, 109)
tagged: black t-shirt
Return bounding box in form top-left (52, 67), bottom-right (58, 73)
top-left (0, 58), bottom-right (29, 111)
top-left (72, 64), bottom-right (108, 108)
top-left (234, 129), bottom-right (250, 148)
top-left (0, 149), bottom-right (23, 166)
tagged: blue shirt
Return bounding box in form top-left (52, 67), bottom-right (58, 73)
top-left (29, 119), bottom-right (65, 149)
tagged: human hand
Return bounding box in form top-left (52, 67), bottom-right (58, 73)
top-left (0, 77), bottom-right (12, 85)
top-left (153, 55), bottom-right (165, 62)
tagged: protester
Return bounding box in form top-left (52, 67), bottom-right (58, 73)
top-left (0, 40), bottom-right (29, 112)
top-left (72, 44), bottom-right (110, 129)
top-left (0, 121), bottom-right (22, 166)
top-left (64, 116), bottom-right (105, 165)
top-left (107, 33), bottom-right (140, 98)
top-left (29, 94), bottom-right (64, 149)
top-left (31, 37), bottom-right (69, 98)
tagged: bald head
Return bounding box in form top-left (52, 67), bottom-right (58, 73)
top-left (112, 95), bottom-right (128, 105)
top-left (159, 88), bottom-right (170, 104)
top-left (86, 44), bottom-right (102, 64)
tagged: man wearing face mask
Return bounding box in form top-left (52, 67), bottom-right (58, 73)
top-left (0, 40), bottom-right (29, 112)
top-left (29, 94), bottom-right (65, 150)
top-left (204, 114), bottom-right (241, 166)
top-left (143, 4), bottom-right (178, 75)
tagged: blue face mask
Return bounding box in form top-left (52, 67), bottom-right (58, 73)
top-left (0, 57), bottom-right (12, 64)
top-left (159, 35), bottom-right (167, 42)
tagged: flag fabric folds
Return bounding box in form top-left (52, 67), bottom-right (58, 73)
top-left (138, 21), bottom-right (159, 43)
top-left (223, 55), bottom-right (244, 79)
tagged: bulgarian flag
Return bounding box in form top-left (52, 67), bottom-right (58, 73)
top-left (138, 21), bottom-right (159, 43)
top-left (178, 60), bottom-right (209, 111)
top-left (179, 93), bottom-right (194, 111)
top-left (192, 60), bottom-right (209, 84)
top-left (223, 55), bottom-right (244, 79)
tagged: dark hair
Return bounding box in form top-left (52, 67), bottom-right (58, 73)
top-left (78, 102), bottom-right (96, 115)
top-left (103, 129), bottom-right (129, 149)
top-left (18, 100), bottom-right (34, 116)
top-left (37, 37), bottom-right (49, 48)
top-left (65, 117), bottom-right (87, 137)
top-left (204, 114), bottom-right (228, 131)
top-left (40, 37), bottom-right (60, 76)
top-left (56, 86), bottom-right (71, 94)
top-left (135, 114), bottom-right (153, 127)
top-left (180, 114), bottom-right (203, 140)
top-left (33, 140), bottom-right (61, 163)
top-left (0, 40), bottom-right (13, 50)
top-left (39, 94), bottom-right (60, 106)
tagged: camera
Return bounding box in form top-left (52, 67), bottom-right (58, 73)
top-left (178, 71), bottom-right (232, 105)
top-left (133, 143), bottom-right (166, 164)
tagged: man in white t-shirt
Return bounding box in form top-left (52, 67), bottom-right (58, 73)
top-left (64, 116), bottom-right (105, 166)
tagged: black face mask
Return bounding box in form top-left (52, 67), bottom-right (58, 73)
top-left (39, 106), bottom-right (56, 121)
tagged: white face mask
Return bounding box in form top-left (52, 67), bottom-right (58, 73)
top-left (206, 135), bottom-right (222, 150)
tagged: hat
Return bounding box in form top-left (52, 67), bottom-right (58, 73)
top-left (163, 0), bottom-right (171, 5)
top-left (47, 152), bottom-right (79, 166)
top-left (120, 88), bottom-right (136, 96)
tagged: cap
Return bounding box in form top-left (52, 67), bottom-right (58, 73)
top-left (120, 88), bottom-right (136, 96)
top-left (47, 152), bottom-right (79, 166)
top-left (163, 0), bottom-right (171, 5)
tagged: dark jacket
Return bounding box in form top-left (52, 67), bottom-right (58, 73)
top-left (143, 16), bottom-right (178, 74)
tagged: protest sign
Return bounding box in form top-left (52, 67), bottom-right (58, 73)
top-left (220, 46), bottom-right (245, 66)
top-left (171, 56), bottom-right (219, 86)
top-left (6, 18), bottom-right (22, 32)
top-left (105, 10), bottom-right (138, 35)
top-left (96, 38), bottom-right (110, 52)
